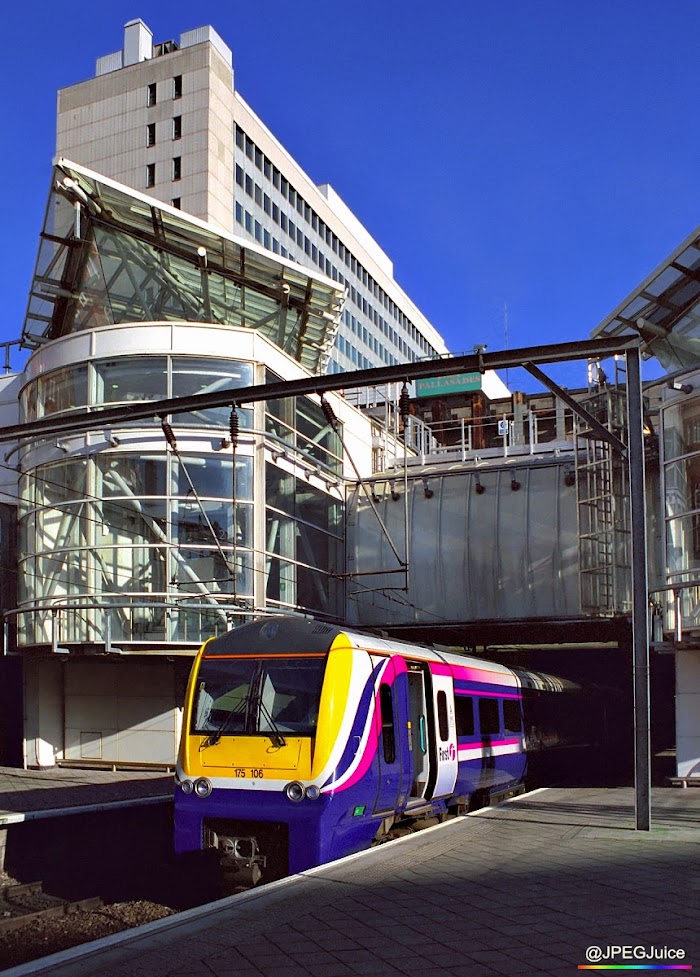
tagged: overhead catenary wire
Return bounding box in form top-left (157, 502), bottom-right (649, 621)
top-left (319, 394), bottom-right (406, 581)
top-left (161, 418), bottom-right (237, 584)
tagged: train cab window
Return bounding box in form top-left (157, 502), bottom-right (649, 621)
top-left (192, 658), bottom-right (255, 735)
top-left (379, 683), bottom-right (396, 763)
top-left (503, 700), bottom-right (522, 734)
top-left (436, 691), bottom-right (449, 740)
top-left (192, 656), bottom-right (326, 737)
top-left (455, 695), bottom-right (475, 736)
top-left (478, 698), bottom-right (500, 736)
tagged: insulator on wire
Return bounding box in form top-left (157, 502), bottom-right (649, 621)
top-left (399, 383), bottom-right (411, 422)
top-left (320, 395), bottom-right (338, 431)
top-left (229, 407), bottom-right (239, 450)
top-left (161, 419), bottom-right (178, 453)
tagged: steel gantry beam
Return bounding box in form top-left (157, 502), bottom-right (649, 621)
top-left (0, 335), bottom-right (637, 444)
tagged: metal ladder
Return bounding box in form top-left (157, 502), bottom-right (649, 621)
top-left (574, 385), bottom-right (631, 614)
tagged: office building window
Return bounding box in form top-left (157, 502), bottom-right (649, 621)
top-left (147, 83), bottom-right (157, 106)
top-left (147, 122), bottom-right (156, 147)
top-left (171, 197), bottom-right (181, 209)
top-left (173, 116), bottom-right (182, 140)
top-left (172, 157), bottom-right (181, 181)
top-left (173, 75), bottom-right (182, 99)
top-left (146, 163), bottom-right (156, 188)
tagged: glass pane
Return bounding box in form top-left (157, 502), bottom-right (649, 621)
top-left (478, 698), bottom-right (500, 735)
top-left (177, 455), bottom-right (252, 500)
top-left (96, 357), bottom-right (167, 405)
top-left (192, 657), bottom-right (326, 737)
top-left (172, 357), bottom-right (254, 428)
top-left (35, 366), bottom-right (88, 417)
top-left (259, 659), bottom-right (325, 734)
top-left (100, 499), bottom-right (167, 546)
top-left (175, 547), bottom-right (252, 596)
top-left (93, 544), bottom-right (166, 593)
top-left (175, 499), bottom-right (251, 547)
top-left (296, 398), bottom-right (342, 472)
top-left (191, 658), bottom-right (257, 734)
top-left (98, 456), bottom-right (168, 497)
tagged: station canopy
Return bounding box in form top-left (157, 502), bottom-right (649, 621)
top-left (591, 225), bottom-right (700, 372)
top-left (22, 159), bottom-right (345, 375)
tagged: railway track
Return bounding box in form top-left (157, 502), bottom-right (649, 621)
top-left (0, 877), bottom-right (175, 970)
top-left (0, 881), bottom-right (103, 935)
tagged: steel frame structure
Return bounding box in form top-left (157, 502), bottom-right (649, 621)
top-left (1, 334), bottom-right (651, 829)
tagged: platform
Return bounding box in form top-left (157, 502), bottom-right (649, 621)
top-left (0, 766), bottom-right (172, 825)
top-left (2, 786), bottom-right (698, 977)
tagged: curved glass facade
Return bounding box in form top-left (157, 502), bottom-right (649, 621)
top-left (661, 382), bottom-right (700, 634)
top-left (17, 348), bottom-right (344, 649)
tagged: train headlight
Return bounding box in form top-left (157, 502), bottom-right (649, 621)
top-left (180, 779), bottom-right (194, 794)
top-left (305, 785), bottom-right (321, 801)
top-left (194, 777), bottom-right (213, 798)
top-left (285, 781), bottom-right (305, 802)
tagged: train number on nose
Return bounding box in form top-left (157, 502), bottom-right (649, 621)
top-left (234, 768), bottom-right (264, 778)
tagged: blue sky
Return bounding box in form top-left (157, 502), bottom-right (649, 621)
top-left (3, 1), bottom-right (698, 390)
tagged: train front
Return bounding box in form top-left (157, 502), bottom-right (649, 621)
top-left (175, 618), bottom-right (340, 883)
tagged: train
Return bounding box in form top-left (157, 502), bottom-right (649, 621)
top-left (174, 615), bottom-right (591, 884)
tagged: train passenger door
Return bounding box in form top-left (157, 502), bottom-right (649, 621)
top-left (429, 668), bottom-right (458, 799)
top-left (406, 664), bottom-right (458, 802)
top-left (406, 665), bottom-right (431, 799)
top-left (373, 658), bottom-right (411, 813)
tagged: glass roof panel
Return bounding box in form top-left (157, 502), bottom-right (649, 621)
top-left (591, 225), bottom-right (700, 371)
top-left (22, 159), bottom-right (345, 375)
top-left (675, 246), bottom-right (700, 271)
top-left (645, 266), bottom-right (683, 297)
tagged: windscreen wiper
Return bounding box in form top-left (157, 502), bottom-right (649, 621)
top-left (202, 696), bottom-right (248, 748)
top-left (257, 696), bottom-right (287, 748)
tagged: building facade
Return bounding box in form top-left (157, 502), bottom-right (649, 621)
top-left (56, 19), bottom-right (456, 378)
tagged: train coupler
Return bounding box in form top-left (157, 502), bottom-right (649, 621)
top-left (204, 829), bottom-right (267, 885)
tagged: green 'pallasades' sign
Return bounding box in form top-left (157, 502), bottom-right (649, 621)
top-left (415, 374), bottom-right (482, 398)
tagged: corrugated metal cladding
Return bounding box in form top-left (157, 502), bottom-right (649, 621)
top-left (96, 52), bottom-right (123, 75)
top-left (346, 463), bottom-right (580, 625)
top-left (180, 26), bottom-right (232, 66)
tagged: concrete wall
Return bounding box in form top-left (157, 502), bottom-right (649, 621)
top-left (676, 648), bottom-right (700, 779)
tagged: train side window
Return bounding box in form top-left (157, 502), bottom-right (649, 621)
top-left (379, 683), bottom-right (396, 763)
top-left (436, 690), bottom-right (449, 740)
top-left (503, 700), bottom-right (522, 733)
top-left (455, 695), bottom-right (474, 736)
top-left (478, 698), bottom-right (500, 736)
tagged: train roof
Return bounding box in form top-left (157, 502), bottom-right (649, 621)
top-left (201, 616), bottom-right (578, 692)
